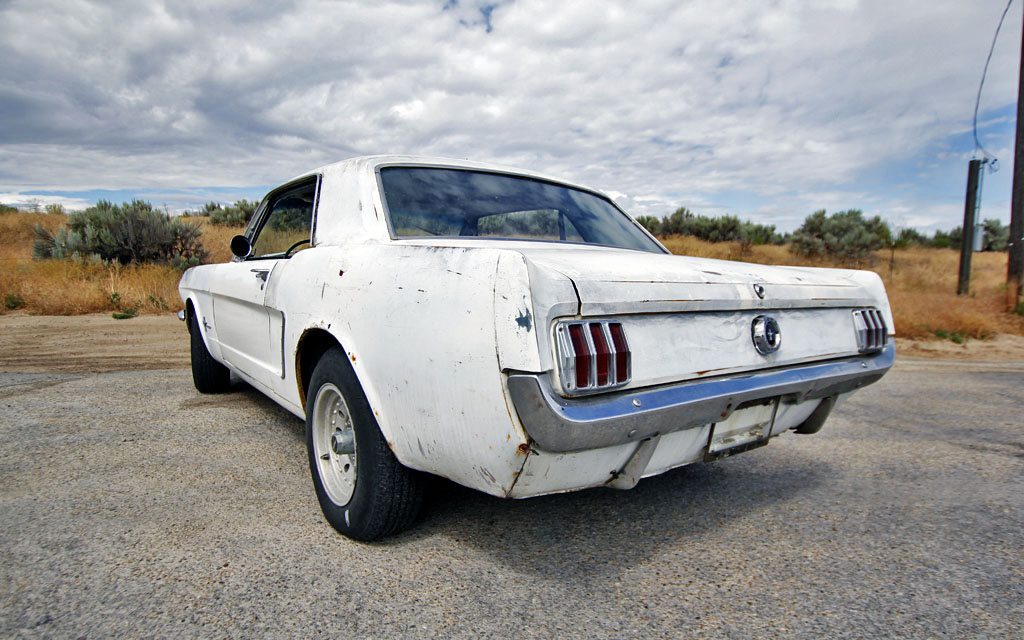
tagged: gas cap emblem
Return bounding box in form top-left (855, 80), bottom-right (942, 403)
top-left (751, 315), bottom-right (781, 355)
top-left (753, 283), bottom-right (766, 299)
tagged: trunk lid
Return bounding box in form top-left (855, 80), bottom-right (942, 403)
top-left (515, 245), bottom-right (891, 391)
top-left (518, 245), bottom-right (880, 315)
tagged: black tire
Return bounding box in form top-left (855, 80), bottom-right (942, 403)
top-left (306, 347), bottom-right (422, 541)
top-left (189, 312), bottom-right (231, 393)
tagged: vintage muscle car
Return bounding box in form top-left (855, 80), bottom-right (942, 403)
top-left (179, 156), bottom-right (894, 540)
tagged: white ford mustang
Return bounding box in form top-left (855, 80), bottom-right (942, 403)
top-left (179, 156), bottom-right (894, 540)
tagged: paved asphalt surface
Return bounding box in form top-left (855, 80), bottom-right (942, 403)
top-left (1, 359), bottom-right (1022, 638)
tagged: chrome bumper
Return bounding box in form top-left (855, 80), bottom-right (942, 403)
top-left (507, 344), bottom-right (894, 453)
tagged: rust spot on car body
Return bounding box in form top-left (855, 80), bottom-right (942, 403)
top-left (516, 442), bottom-right (537, 456)
top-left (694, 366), bottom-right (733, 377)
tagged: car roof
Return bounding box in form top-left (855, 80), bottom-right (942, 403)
top-left (298, 155), bottom-right (598, 192)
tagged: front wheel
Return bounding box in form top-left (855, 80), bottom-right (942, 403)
top-left (189, 312), bottom-right (230, 393)
top-left (306, 348), bottom-right (422, 541)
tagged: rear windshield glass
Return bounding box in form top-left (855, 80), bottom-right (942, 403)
top-left (379, 167), bottom-right (664, 253)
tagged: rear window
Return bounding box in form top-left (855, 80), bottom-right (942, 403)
top-left (379, 166), bottom-right (664, 253)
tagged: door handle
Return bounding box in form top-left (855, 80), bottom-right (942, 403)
top-left (250, 269), bottom-right (270, 282)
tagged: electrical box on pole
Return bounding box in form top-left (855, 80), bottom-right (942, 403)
top-left (958, 159), bottom-right (983, 295)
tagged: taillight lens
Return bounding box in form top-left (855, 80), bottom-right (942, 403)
top-left (556, 320), bottom-right (631, 395)
top-left (589, 323), bottom-right (611, 386)
top-left (567, 324), bottom-right (591, 389)
top-left (608, 322), bottom-right (629, 384)
top-left (852, 308), bottom-right (888, 352)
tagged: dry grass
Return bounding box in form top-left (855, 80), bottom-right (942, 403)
top-left (0, 211), bottom-right (66, 261)
top-left (878, 247), bottom-right (1023, 340)
top-left (2, 212), bottom-right (1022, 340)
top-left (0, 212), bottom-right (242, 316)
top-left (198, 220), bottom-right (243, 263)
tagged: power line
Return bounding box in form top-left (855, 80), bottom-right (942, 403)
top-left (973, 0), bottom-right (1016, 168)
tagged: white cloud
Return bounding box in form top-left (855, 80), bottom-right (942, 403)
top-left (0, 0), bottom-right (1019, 231)
top-left (0, 192), bottom-right (91, 211)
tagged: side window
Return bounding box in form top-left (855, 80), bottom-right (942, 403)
top-left (250, 181), bottom-right (316, 258)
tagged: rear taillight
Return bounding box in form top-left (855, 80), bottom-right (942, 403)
top-left (852, 308), bottom-right (888, 352)
top-left (567, 324), bottom-right (591, 389)
top-left (555, 320), bottom-right (631, 395)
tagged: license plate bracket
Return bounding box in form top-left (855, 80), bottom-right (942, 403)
top-left (706, 399), bottom-right (779, 458)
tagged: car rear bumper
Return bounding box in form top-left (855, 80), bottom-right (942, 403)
top-left (507, 344), bottom-right (894, 453)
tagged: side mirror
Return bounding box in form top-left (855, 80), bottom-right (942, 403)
top-left (230, 235), bottom-right (252, 259)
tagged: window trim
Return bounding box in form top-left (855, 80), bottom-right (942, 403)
top-left (374, 162), bottom-right (668, 254)
top-left (240, 174), bottom-right (321, 261)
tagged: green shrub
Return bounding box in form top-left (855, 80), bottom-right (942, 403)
top-left (930, 226), bottom-right (961, 249)
top-left (33, 199), bottom-right (208, 269)
top-left (638, 207), bottom-right (783, 245)
top-left (208, 199), bottom-right (258, 227)
top-left (635, 215), bottom-right (663, 235)
top-left (981, 219), bottom-right (1009, 251)
top-left (789, 209), bottom-right (891, 266)
top-left (934, 328), bottom-right (967, 344)
top-left (3, 293), bottom-right (25, 310)
top-left (895, 227), bottom-right (929, 248)
top-left (0, 203), bottom-right (18, 215)
top-left (930, 220), bottom-right (1008, 251)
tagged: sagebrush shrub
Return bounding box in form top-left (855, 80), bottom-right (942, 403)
top-left (789, 209), bottom-right (891, 266)
top-left (207, 199), bottom-right (258, 227)
top-left (33, 199), bottom-right (208, 269)
top-left (637, 207), bottom-right (783, 245)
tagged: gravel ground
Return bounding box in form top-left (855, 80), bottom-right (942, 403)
top-left (1, 359), bottom-right (1022, 638)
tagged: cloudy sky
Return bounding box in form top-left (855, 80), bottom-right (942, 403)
top-left (1, 0), bottom-right (1021, 232)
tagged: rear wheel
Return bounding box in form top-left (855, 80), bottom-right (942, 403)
top-left (306, 348), bottom-right (422, 541)
top-left (189, 312), bottom-right (230, 393)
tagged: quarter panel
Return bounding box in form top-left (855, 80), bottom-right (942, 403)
top-left (273, 244), bottom-right (534, 496)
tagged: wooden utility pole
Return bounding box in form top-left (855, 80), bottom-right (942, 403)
top-left (1008, 8), bottom-right (1024, 310)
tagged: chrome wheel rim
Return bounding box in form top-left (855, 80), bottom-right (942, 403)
top-left (312, 383), bottom-right (357, 505)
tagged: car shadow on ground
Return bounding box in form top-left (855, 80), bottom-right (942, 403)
top-left (180, 376), bottom-right (830, 570)
top-left (401, 450), bottom-right (829, 579)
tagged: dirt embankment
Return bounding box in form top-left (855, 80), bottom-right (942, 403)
top-left (894, 333), bottom-right (1024, 361)
top-left (2, 313), bottom-right (1024, 375)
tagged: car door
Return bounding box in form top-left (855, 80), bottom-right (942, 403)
top-left (209, 177), bottom-right (319, 391)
